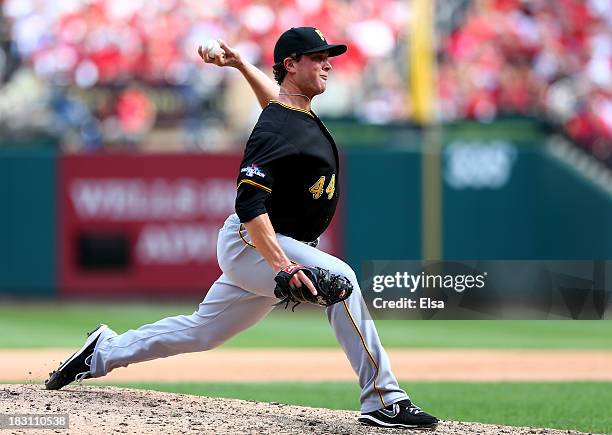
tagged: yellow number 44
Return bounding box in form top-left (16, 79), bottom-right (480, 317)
top-left (309, 174), bottom-right (335, 200)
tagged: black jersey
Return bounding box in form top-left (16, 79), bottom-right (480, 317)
top-left (235, 100), bottom-right (339, 242)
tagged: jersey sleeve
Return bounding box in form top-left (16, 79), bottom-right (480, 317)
top-left (235, 130), bottom-right (298, 223)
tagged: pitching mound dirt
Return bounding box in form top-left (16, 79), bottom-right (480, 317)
top-left (0, 384), bottom-right (595, 434)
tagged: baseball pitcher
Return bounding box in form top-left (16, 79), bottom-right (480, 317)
top-left (45, 27), bottom-right (438, 431)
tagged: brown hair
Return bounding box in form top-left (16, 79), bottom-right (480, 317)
top-left (272, 54), bottom-right (302, 85)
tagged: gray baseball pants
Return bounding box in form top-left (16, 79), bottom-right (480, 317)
top-left (90, 213), bottom-right (408, 412)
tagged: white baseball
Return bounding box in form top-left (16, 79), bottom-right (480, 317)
top-left (204, 39), bottom-right (224, 60)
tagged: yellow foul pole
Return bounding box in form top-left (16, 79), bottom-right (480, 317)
top-left (408, 0), bottom-right (442, 260)
top-left (410, 0), bottom-right (435, 124)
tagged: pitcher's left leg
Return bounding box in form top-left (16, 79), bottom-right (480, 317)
top-left (324, 267), bottom-right (438, 429)
top-left (232, 229), bottom-right (407, 412)
top-left (326, 288), bottom-right (407, 412)
top-left (222, 228), bottom-right (438, 428)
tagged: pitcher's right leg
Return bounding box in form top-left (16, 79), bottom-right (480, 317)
top-left (45, 274), bottom-right (275, 389)
top-left (90, 275), bottom-right (275, 377)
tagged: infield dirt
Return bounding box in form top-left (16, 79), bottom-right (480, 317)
top-left (3, 350), bottom-right (610, 434)
top-left (4, 349), bottom-right (612, 383)
top-left (0, 384), bottom-right (600, 435)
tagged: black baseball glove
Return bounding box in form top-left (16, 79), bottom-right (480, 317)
top-left (274, 264), bottom-right (353, 311)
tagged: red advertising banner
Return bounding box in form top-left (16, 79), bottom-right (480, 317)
top-left (59, 153), bottom-right (341, 297)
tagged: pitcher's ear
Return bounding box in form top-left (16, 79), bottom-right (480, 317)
top-left (284, 56), bottom-right (297, 73)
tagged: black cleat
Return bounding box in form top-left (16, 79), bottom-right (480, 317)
top-left (358, 399), bottom-right (439, 430)
top-left (45, 324), bottom-right (108, 390)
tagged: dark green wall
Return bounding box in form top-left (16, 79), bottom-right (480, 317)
top-left (1, 121), bottom-right (610, 297)
top-left (534, 151), bottom-right (612, 259)
top-left (442, 147), bottom-right (612, 260)
top-left (0, 148), bottom-right (57, 295)
top-left (343, 143), bottom-right (612, 265)
top-left (443, 149), bottom-right (540, 259)
top-left (343, 148), bottom-right (421, 272)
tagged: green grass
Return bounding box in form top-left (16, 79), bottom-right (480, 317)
top-left (108, 381), bottom-right (612, 434)
top-left (0, 302), bottom-right (611, 349)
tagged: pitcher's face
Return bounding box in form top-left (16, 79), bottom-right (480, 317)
top-left (293, 51), bottom-right (332, 97)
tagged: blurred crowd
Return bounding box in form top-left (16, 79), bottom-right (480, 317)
top-left (439, 0), bottom-right (612, 164)
top-left (0, 0), bottom-right (610, 162)
top-left (0, 0), bottom-right (411, 150)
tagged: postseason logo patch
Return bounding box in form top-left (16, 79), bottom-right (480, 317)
top-left (240, 164), bottom-right (266, 178)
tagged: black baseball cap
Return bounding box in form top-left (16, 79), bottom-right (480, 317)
top-left (273, 27), bottom-right (347, 64)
